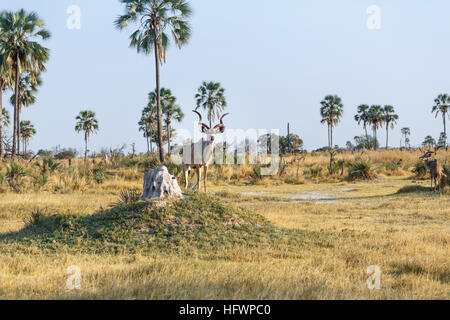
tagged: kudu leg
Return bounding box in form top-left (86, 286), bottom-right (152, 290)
top-left (204, 166), bottom-right (208, 193)
top-left (184, 166), bottom-right (190, 189)
top-left (196, 167), bottom-right (201, 191)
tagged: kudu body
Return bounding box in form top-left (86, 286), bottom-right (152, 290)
top-left (419, 149), bottom-right (442, 191)
top-left (183, 111), bottom-right (229, 192)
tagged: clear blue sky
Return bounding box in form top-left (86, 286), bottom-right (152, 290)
top-left (3, 0), bottom-right (450, 153)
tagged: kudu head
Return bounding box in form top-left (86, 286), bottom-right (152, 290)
top-left (419, 150), bottom-right (432, 161)
top-left (193, 110), bottom-right (229, 143)
top-left (419, 146), bottom-right (442, 161)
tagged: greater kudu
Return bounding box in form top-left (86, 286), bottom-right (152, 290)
top-left (183, 110), bottom-right (229, 192)
top-left (419, 147), bottom-right (443, 191)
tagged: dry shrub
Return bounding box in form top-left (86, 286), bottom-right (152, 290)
top-left (346, 159), bottom-right (376, 181)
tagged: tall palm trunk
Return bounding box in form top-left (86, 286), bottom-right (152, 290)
top-left (327, 124), bottom-right (330, 149)
top-left (13, 55), bottom-right (20, 158)
top-left (386, 124), bottom-right (389, 149)
top-left (149, 126), bottom-right (153, 154)
top-left (0, 90), bottom-right (3, 159)
top-left (330, 124), bottom-right (333, 149)
top-left (17, 103), bottom-right (21, 155)
top-left (146, 134), bottom-right (150, 155)
top-left (443, 112), bottom-right (447, 136)
top-left (153, 28), bottom-right (164, 163)
top-left (364, 123), bottom-right (369, 145)
top-left (84, 132), bottom-right (88, 161)
top-left (166, 120), bottom-right (171, 156)
top-left (443, 112), bottom-right (447, 147)
top-left (373, 127), bottom-right (377, 150)
top-left (208, 104), bottom-right (213, 128)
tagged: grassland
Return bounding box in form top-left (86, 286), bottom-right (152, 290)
top-left (0, 150), bottom-right (448, 299)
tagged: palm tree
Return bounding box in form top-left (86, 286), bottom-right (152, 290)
top-left (438, 132), bottom-right (447, 148)
top-left (368, 105), bottom-right (383, 150)
top-left (115, 0), bottom-right (192, 162)
top-left (0, 62), bottom-right (11, 158)
top-left (10, 72), bottom-right (41, 154)
top-left (401, 127), bottom-right (411, 149)
top-left (195, 81), bottom-right (227, 128)
top-left (422, 135), bottom-right (436, 149)
top-left (139, 104), bottom-right (157, 154)
top-left (144, 88), bottom-right (174, 153)
top-left (432, 94), bottom-right (449, 147)
top-left (0, 10), bottom-right (50, 157)
top-left (320, 95), bottom-right (344, 149)
top-left (19, 120), bottom-right (35, 154)
top-left (163, 98), bottom-right (184, 156)
top-left (75, 110), bottom-right (99, 161)
top-left (354, 104), bottom-right (370, 145)
top-left (382, 105), bottom-right (399, 149)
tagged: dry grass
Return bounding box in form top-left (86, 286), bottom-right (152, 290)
top-left (0, 150), bottom-right (448, 300)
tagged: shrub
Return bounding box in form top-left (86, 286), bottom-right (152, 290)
top-left (91, 162), bottom-right (106, 184)
top-left (116, 189), bottom-right (141, 205)
top-left (251, 165), bottom-right (263, 180)
top-left (58, 173), bottom-right (88, 193)
top-left (308, 166), bottom-right (323, 179)
top-left (439, 162), bottom-right (450, 188)
top-left (347, 159), bottom-right (376, 181)
top-left (138, 157), bottom-right (161, 171)
top-left (413, 160), bottom-right (428, 178)
top-left (6, 161), bottom-right (28, 192)
top-left (36, 157), bottom-right (60, 175)
top-left (72, 174), bottom-right (88, 192)
top-left (329, 160), bottom-right (345, 176)
top-left (382, 159), bottom-right (402, 172)
top-left (123, 157), bottom-right (140, 168)
top-left (165, 161), bottom-right (182, 179)
top-left (54, 149), bottom-right (76, 160)
top-left (33, 173), bottom-right (49, 190)
top-left (37, 149), bottom-right (53, 158)
top-left (23, 208), bottom-right (47, 228)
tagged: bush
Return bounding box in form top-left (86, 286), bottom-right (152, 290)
top-left (138, 157), bottom-right (161, 171)
top-left (6, 161), bottom-right (28, 192)
top-left (36, 157), bottom-right (60, 175)
top-left (347, 159), bottom-right (376, 181)
top-left (123, 157), bottom-right (140, 168)
top-left (329, 160), bottom-right (345, 176)
top-left (165, 161), bottom-right (182, 179)
top-left (439, 162), bottom-right (450, 188)
top-left (382, 159), bottom-right (402, 172)
top-left (92, 163), bottom-right (106, 184)
top-left (307, 166), bottom-right (323, 179)
top-left (116, 189), bottom-right (141, 205)
top-left (251, 165), bottom-right (263, 180)
top-left (33, 173), bottom-right (49, 190)
top-left (54, 149), bottom-right (76, 160)
top-left (413, 160), bottom-right (428, 178)
top-left (37, 149), bottom-right (53, 158)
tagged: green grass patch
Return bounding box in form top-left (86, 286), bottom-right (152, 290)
top-left (0, 193), bottom-right (332, 255)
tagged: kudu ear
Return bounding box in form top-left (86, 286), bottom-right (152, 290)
top-left (213, 113), bottom-right (229, 133)
top-left (215, 124), bottom-right (226, 133)
top-left (199, 124), bottom-right (209, 133)
top-left (193, 110), bottom-right (210, 133)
